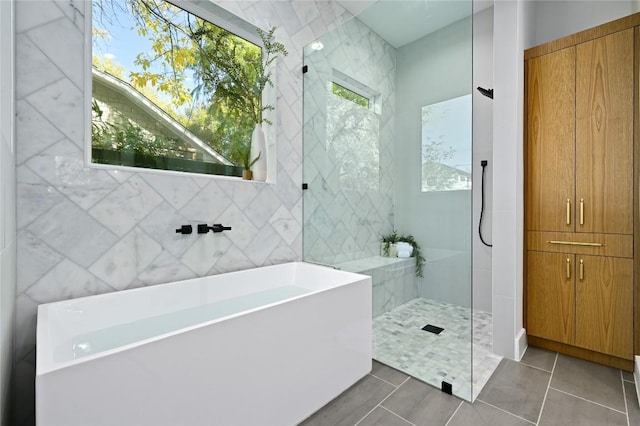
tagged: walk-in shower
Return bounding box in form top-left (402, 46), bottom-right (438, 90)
top-left (302, 0), bottom-right (498, 401)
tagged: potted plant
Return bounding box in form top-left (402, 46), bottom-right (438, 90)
top-left (239, 145), bottom-right (261, 180)
top-left (381, 230), bottom-right (399, 257)
top-left (380, 230), bottom-right (426, 278)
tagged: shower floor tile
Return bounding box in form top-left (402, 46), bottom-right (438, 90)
top-left (373, 298), bottom-right (502, 401)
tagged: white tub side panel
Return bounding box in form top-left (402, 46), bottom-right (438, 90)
top-left (36, 278), bottom-right (372, 426)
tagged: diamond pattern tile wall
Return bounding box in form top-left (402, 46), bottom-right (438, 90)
top-left (303, 17), bottom-right (396, 266)
top-left (12, 1), bottom-right (353, 425)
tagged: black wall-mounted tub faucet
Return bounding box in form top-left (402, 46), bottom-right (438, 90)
top-left (197, 224), bottom-right (232, 234)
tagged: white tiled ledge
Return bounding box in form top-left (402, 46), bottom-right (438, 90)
top-left (336, 256), bottom-right (414, 274)
top-left (336, 248), bottom-right (467, 274)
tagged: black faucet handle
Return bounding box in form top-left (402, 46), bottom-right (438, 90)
top-left (175, 225), bottom-right (193, 234)
top-left (211, 224), bottom-right (232, 233)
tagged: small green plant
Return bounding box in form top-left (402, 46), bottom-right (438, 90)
top-left (381, 230), bottom-right (399, 256)
top-left (380, 230), bottom-right (425, 278)
top-left (238, 145), bottom-right (261, 171)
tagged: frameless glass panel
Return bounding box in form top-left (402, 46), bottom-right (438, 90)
top-left (303, 0), bottom-right (490, 402)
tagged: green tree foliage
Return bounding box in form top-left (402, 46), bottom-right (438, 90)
top-left (332, 82), bottom-right (370, 109)
top-left (91, 0), bottom-right (287, 168)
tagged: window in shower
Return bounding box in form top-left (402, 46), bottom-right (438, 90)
top-left (421, 94), bottom-right (472, 192)
top-left (326, 71), bottom-right (381, 192)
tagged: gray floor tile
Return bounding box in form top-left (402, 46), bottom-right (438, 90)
top-left (447, 401), bottom-right (533, 426)
top-left (625, 381), bottom-right (640, 426)
top-left (371, 360), bottom-right (409, 387)
top-left (381, 378), bottom-right (462, 426)
top-left (357, 407), bottom-right (413, 426)
top-left (622, 370), bottom-right (635, 382)
top-left (477, 358), bottom-right (550, 423)
top-left (550, 354), bottom-right (625, 412)
top-left (300, 375), bottom-right (394, 426)
top-left (539, 389), bottom-right (627, 426)
top-left (520, 346), bottom-right (556, 372)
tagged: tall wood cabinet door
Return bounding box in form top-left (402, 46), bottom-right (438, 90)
top-left (576, 29), bottom-right (634, 234)
top-left (575, 255), bottom-right (633, 359)
top-left (526, 47), bottom-right (576, 232)
top-left (527, 251), bottom-right (575, 344)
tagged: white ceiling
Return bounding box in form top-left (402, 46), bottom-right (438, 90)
top-left (337, 0), bottom-right (493, 48)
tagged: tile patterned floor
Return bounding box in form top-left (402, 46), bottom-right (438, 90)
top-left (372, 298), bottom-right (502, 401)
top-left (301, 347), bottom-right (640, 426)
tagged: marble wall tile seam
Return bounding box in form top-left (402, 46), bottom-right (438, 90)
top-left (86, 226), bottom-right (165, 290)
top-left (25, 257), bottom-right (117, 305)
top-left (57, 0), bottom-right (86, 30)
top-left (16, 71), bottom-right (70, 105)
top-left (15, 136), bottom-right (67, 168)
top-left (22, 151), bottom-right (120, 213)
top-left (19, 157), bottom-right (117, 226)
top-left (15, 166), bottom-right (67, 232)
top-left (19, 17), bottom-right (84, 92)
top-left (16, 244), bottom-right (64, 298)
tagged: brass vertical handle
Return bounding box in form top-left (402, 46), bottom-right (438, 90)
top-left (566, 199), bottom-right (571, 225)
top-left (566, 258), bottom-right (571, 279)
top-left (579, 259), bottom-right (584, 280)
top-left (580, 199), bottom-right (584, 225)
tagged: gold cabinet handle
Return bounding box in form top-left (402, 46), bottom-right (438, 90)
top-left (547, 240), bottom-right (604, 247)
top-left (580, 198), bottom-right (584, 225)
top-left (566, 258), bottom-right (571, 279)
top-left (579, 259), bottom-right (584, 280)
top-left (566, 199), bottom-right (571, 225)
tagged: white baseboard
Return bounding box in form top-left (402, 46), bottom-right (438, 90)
top-left (634, 356), bottom-right (640, 408)
top-left (515, 328), bottom-right (527, 361)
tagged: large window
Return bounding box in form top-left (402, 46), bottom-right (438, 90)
top-left (421, 94), bottom-right (472, 192)
top-left (90, 0), bottom-right (269, 177)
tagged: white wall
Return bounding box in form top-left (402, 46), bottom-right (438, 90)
top-left (0, 0), bottom-right (16, 424)
top-left (395, 16), bottom-right (474, 308)
top-left (532, 0), bottom-right (640, 47)
top-left (473, 6), bottom-right (494, 313)
top-left (492, 0), bottom-right (534, 360)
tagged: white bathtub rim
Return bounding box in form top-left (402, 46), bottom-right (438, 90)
top-left (37, 262), bottom-right (369, 376)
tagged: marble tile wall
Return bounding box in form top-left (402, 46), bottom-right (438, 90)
top-left (337, 256), bottom-right (417, 317)
top-left (303, 17), bottom-right (396, 266)
top-left (12, 1), bottom-right (351, 424)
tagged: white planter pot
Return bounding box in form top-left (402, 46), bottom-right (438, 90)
top-left (251, 124), bottom-right (267, 181)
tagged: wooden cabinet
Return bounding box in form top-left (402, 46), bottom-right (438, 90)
top-left (527, 30), bottom-right (633, 235)
top-left (527, 251), bottom-right (575, 345)
top-left (575, 255), bottom-right (633, 359)
top-left (527, 251), bottom-right (633, 360)
top-left (526, 47), bottom-right (575, 233)
top-left (575, 30), bottom-right (634, 235)
top-left (525, 20), bottom-right (637, 369)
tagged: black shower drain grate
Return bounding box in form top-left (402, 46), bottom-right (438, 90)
top-left (422, 324), bottom-right (444, 334)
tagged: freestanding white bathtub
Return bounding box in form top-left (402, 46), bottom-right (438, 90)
top-left (36, 262), bottom-right (372, 425)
